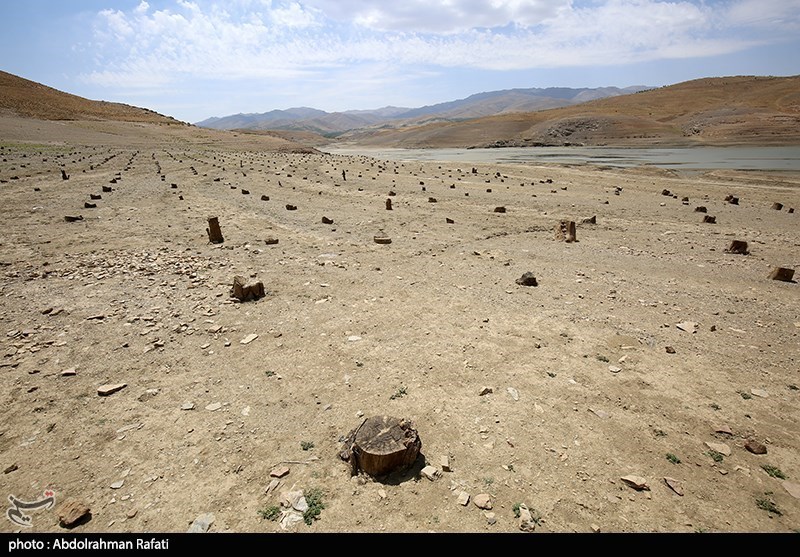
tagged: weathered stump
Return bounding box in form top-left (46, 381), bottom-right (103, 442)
top-left (725, 240), bottom-right (749, 255)
top-left (231, 275), bottom-right (265, 302)
top-left (206, 216), bottom-right (224, 244)
top-left (769, 267), bottom-right (795, 282)
top-left (339, 416), bottom-right (421, 478)
top-left (554, 220), bottom-right (577, 242)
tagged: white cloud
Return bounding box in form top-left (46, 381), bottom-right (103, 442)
top-left (79, 0), bottom-right (800, 90)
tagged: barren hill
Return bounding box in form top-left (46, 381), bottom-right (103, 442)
top-left (340, 75), bottom-right (800, 148)
top-left (0, 70), bottom-right (313, 152)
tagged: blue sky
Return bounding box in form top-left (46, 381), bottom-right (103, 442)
top-left (1, 0), bottom-right (798, 123)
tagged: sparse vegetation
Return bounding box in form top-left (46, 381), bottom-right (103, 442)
top-left (265, 370), bottom-right (276, 377)
top-left (738, 390), bottom-right (752, 400)
top-left (706, 450), bottom-right (724, 463)
top-left (761, 465), bottom-right (786, 479)
top-left (596, 355), bottom-right (609, 362)
top-left (258, 505), bottom-right (281, 521)
top-left (666, 453), bottom-right (681, 464)
top-left (710, 403), bottom-right (721, 411)
top-left (303, 488), bottom-right (325, 525)
top-left (654, 429), bottom-right (667, 437)
top-left (390, 386), bottom-right (407, 400)
top-left (756, 497), bottom-right (781, 516)
top-left (301, 440), bottom-right (314, 451)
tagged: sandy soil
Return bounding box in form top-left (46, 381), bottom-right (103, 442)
top-left (1, 121), bottom-right (799, 534)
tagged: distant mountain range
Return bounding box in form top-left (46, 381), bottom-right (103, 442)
top-left (194, 86), bottom-right (651, 135)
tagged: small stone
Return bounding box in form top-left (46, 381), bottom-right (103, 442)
top-left (715, 424), bottom-right (733, 435)
top-left (377, 489), bottom-right (387, 500)
top-left (181, 402), bottom-right (195, 411)
top-left (665, 346), bottom-right (676, 354)
top-left (457, 491), bottom-right (470, 506)
top-left (620, 475), bottom-right (650, 491)
top-left (479, 386), bottom-right (493, 396)
top-left (240, 334), bottom-right (258, 345)
top-left (609, 366), bottom-right (622, 373)
top-left (270, 465), bottom-right (290, 478)
top-left (265, 479), bottom-right (280, 495)
top-left (676, 321), bottom-right (698, 333)
top-left (750, 388), bottom-right (768, 398)
top-left (507, 387), bottom-right (519, 400)
top-left (205, 402), bottom-right (222, 411)
top-left (744, 439), bottom-right (767, 455)
top-left (241, 406), bottom-right (251, 416)
top-left (664, 477), bottom-right (684, 496)
top-left (473, 493), bottom-right (492, 509)
top-left (187, 512), bottom-right (214, 533)
top-left (515, 272), bottom-right (538, 287)
top-left (440, 455), bottom-right (451, 472)
top-left (61, 368), bottom-right (77, 377)
top-left (126, 509), bottom-right (138, 519)
top-left (421, 465), bottom-right (440, 481)
top-left (56, 498), bottom-right (90, 528)
top-left (4, 463), bottom-right (18, 474)
top-left (347, 335), bottom-right (362, 342)
top-left (589, 408), bottom-right (610, 419)
top-left (704, 441), bottom-right (731, 456)
top-left (518, 504), bottom-right (537, 532)
top-left (97, 383), bottom-right (126, 396)
top-left (110, 480), bottom-right (124, 489)
top-left (591, 524), bottom-right (601, 533)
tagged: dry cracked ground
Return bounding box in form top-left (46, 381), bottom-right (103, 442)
top-left (1, 137), bottom-right (799, 534)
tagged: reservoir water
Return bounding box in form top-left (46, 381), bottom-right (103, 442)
top-left (322, 145), bottom-right (800, 173)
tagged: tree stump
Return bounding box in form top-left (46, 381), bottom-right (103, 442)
top-left (725, 240), bottom-right (749, 255)
top-left (554, 220), bottom-right (577, 242)
top-left (231, 275), bottom-right (265, 302)
top-left (207, 217), bottom-right (224, 244)
top-left (339, 416), bottom-right (421, 478)
top-left (769, 267), bottom-right (795, 282)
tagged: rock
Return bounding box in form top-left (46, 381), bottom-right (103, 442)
top-left (57, 498), bottom-right (90, 528)
top-left (608, 366), bottom-right (622, 373)
top-left (373, 236), bottom-right (392, 244)
top-left (321, 216), bottom-right (334, 224)
top-left (554, 220), bottom-right (577, 242)
top-left (110, 480), bottom-right (124, 489)
top-left (4, 463), bottom-right (18, 474)
top-left (479, 386), bottom-right (493, 396)
top-left (694, 206), bottom-right (707, 213)
top-left (64, 215), bottom-right (84, 222)
top-left (421, 465), bottom-right (440, 481)
top-left (282, 490), bottom-right (308, 512)
top-left (581, 215), bottom-right (596, 224)
top-left (714, 424), bottom-right (733, 435)
top-left (515, 272), bottom-right (538, 287)
top-left (620, 475), bottom-right (650, 491)
top-left (240, 334), bottom-right (258, 345)
top-left (589, 408), bottom-right (610, 419)
top-left (507, 387), bottom-right (519, 401)
top-left (771, 202), bottom-right (783, 210)
top-left (265, 479), bottom-right (280, 495)
top-left (187, 512), bottom-right (214, 533)
top-left (181, 402), bottom-right (195, 411)
top-left (750, 388), bottom-right (768, 398)
top-left (264, 238), bottom-right (279, 245)
top-left (473, 493), bottom-right (492, 509)
top-left (285, 204), bottom-right (297, 211)
top-left (485, 512), bottom-right (496, 525)
top-left (61, 368), bottom-right (77, 377)
top-left (664, 477), bottom-right (684, 496)
top-left (518, 504), bottom-right (537, 532)
top-left (665, 346), bottom-right (676, 354)
top-left (782, 481), bottom-right (800, 499)
top-left (205, 402), bottom-right (222, 411)
top-left (347, 335), bottom-right (362, 342)
top-left (97, 383), bottom-right (126, 396)
top-left (440, 455), bottom-right (451, 472)
top-left (270, 465), bottom-right (290, 478)
top-left (745, 439), bottom-right (767, 455)
top-left (457, 491), bottom-right (470, 506)
top-left (703, 215), bottom-right (716, 224)
top-left (704, 441), bottom-right (731, 456)
top-left (591, 524), bottom-right (601, 533)
top-left (493, 206), bottom-right (506, 213)
top-left (676, 321), bottom-right (698, 333)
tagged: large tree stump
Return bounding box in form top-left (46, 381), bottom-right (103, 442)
top-left (554, 220), bottom-right (577, 242)
top-left (231, 275), bottom-right (265, 302)
top-left (339, 416), bottom-right (421, 478)
top-left (207, 216), bottom-right (224, 244)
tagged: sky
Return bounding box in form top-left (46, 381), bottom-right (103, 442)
top-left (1, 0), bottom-right (799, 124)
